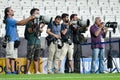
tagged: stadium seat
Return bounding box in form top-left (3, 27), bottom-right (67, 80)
top-left (22, 7), bottom-right (32, 18)
top-left (98, 0), bottom-right (109, 7)
top-left (66, 0), bottom-right (76, 7)
top-left (20, 0), bottom-right (32, 7)
top-left (55, 0), bottom-right (66, 7)
top-left (45, 7), bottom-right (56, 17)
top-left (104, 15), bottom-right (115, 22)
top-left (90, 6), bottom-right (102, 16)
top-left (116, 15), bottom-right (120, 24)
top-left (101, 7), bottom-right (113, 16)
top-left (39, 7), bottom-right (45, 15)
top-left (88, 0), bottom-right (98, 7)
top-left (12, 7), bottom-right (22, 18)
top-left (31, 0), bottom-right (43, 7)
top-left (0, 7), bottom-right (4, 19)
top-left (0, 0), bottom-right (8, 7)
top-left (8, 0), bottom-right (20, 7)
top-left (0, 24), bottom-right (5, 37)
top-left (112, 7), bottom-right (120, 16)
top-left (76, 0), bottom-right (88, 7)
top-left (79, 6), bottom-right (90, 16)
top-left (56, 6), bottom-right (67, 15)
top-left (109, 0), bottom-right (120, 7)
top-left (43, 0), bottom-right (55, 7)
top-left (68, 6), bottom-right (79, 15)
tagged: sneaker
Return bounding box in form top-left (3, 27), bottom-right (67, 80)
top-left (26, 71), bottom-right (31, 74)
top-left (12, 71), bottom-right (17, 74)
top-left (54, 70), bottom-right (62, 74)
top-left (71, 71), bottom-right (74, 73)
top-left (35, 72), bottom-right (41, 74)
top-left (100, 71), bottom-right (108, 74)
top-left (6, 71), bottom-right (11, 74)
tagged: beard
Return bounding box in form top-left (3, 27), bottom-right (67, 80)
top-left (65, 20), bottom-right (69, 23)
top-left (12, 13), bottom-right (14, 16)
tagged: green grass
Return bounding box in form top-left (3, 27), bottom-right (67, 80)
top-left (0, 73), bottom-right (120, 80)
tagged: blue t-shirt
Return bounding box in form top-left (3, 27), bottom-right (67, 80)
top-left (47, 21), bottom-right (61, 35)
top-left (6, 17), bottom-right (19, 42)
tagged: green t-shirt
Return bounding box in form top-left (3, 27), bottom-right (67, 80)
top-left (25, 21), bottom-right (40, 45)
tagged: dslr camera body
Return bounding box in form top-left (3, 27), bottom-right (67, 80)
top-left (2, 35), bottom-right (10, 48)
top-left (67, 38), bottom-right (72, 45)
top-left (54, 39), bottom-right (63, 49)
top-left (105, 22), bottom-right (117, 33)
top-left (33, 15), bottom-right (53, 38)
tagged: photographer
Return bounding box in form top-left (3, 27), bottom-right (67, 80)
top-left (59, 13), bottom-right (74, 73)
top-left (3, 7), bottom-right (35, 74)
top-left (25, 8), bottom-right (44, 74)
top-left (46, 16), bottom-right (62, 74)
top-left (70, 14), bottom-right (88, 73)
top-left (90, 17), bottom-right (107, 73)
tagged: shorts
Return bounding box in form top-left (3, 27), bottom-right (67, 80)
top-left (27, 44), bottom-right (41, 61)
top-left (6, 42), bottom-right (18, 58)
top-left (60, 43), bottom-right (74, 60)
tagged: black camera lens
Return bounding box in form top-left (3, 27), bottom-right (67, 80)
top-left (2, 42), bottom-right (7, 48)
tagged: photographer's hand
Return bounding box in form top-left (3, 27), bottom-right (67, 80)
top-left (54, 35), bottom-right (61, 39)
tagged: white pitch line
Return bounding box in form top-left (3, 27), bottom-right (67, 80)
top-left (0, 76), bottom-right (120, 80)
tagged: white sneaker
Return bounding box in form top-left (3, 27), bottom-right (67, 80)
top-left (35, 72), bottom-right (41, 74)
top-left (26, 71), bottom-right (31, 74)
top-left (100, 71), bottom-right (108, 74)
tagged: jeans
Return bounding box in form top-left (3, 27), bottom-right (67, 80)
top-left (91, 48), bottom-right (105, 73)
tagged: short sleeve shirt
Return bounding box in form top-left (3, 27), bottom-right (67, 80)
top-left (6, 17), bottom-right (19, 42)
top-left (25, 21), bottom-right (40, 45)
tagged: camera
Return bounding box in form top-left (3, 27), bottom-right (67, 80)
top-left (35, 14), bottom-right (53, 24)
top-left (68, 38), bottom-right (72, 45)
top-left (33, 15), bottom-right (53, 38)
top-left (72, 19), bottom-right (90, 28)
top-left (2, 35), bottom-right (9, 48)
top-left (77, 19), bottom-right (90, 28)
top-left (56, 39), bottom-right (63, 49)
top-left (2, 41), bottom-right (7, 48)
top-left (105, 22), bottom-right (117, 33)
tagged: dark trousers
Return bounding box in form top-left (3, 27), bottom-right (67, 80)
top-left (64, 53), bottom-right (69, 73)
top-left (64, 43), bottom-right (82, 73)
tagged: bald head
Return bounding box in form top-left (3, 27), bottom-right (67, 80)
top-left (95, 17), bottom-right (102, 27)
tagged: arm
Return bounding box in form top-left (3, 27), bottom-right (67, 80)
top-left (17, 16), bottom-right (35, 26)
top-left (46, 29), bottom-right (60, 39)
top-left (39, 23), bottom-right (45, 33)
top-left (94, 27), bottom-right (103, 37)
top-left (61, 24), bottom-right (68, 35)
top-left (61, 29), bottom-right (68, 35)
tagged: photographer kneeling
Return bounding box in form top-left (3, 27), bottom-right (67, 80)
top-left (46, 16), bottom-right (62, 74)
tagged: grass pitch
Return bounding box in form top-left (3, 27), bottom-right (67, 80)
top-left (0, 73), bottom-right (120, 80)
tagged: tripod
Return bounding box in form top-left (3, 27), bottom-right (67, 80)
top-left (107, 29), bottom-right (119, 73)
